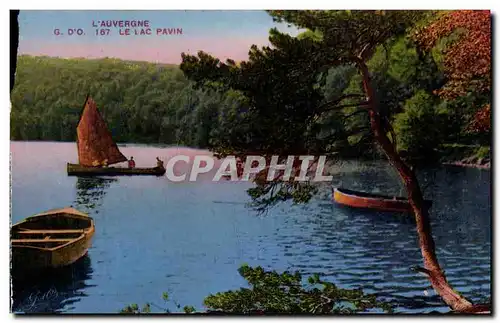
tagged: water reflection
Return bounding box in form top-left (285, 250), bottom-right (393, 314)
top-left (74, 177), bottom-right (117, 213)
top-left (331, 162), bottom-right (405, 197)
top-left (331, 162), bottom-right (440, 197)
top-left (11, 255), bottom-right (94, 314)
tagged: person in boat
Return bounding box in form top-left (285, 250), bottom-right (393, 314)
top-left (102, 159), bottom-right (108, 167)
top-left (156, 157), bottom-right (164, 169)
top-left (236, 157), bottom-right (244, 178)
top-left (128, 157), bottom-right (136, 169)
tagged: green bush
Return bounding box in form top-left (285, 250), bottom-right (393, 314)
top-left (122, 265), bottom-right (392, 314)
top-left (393, 90), bottom-right (444, 164)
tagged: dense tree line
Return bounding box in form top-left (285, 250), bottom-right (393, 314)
top-left (10, 55), bottom-right (241, 148)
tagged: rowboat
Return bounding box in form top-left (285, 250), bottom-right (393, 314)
top-left (11, 207), bottom-right (95, 276)
top-left (66, 95), bottom-right (165, 176)
top-left (332, 187), bottom-right (432, 213)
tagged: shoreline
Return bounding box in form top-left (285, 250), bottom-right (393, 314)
top-left (442, 161), bottom-right (490, 170)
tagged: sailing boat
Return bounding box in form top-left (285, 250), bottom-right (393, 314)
top-left (67, 96), bottom-right (166, 176)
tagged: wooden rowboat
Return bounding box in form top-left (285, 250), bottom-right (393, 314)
top-left (67, 163), bottom-right (166, 176)
top-left (332, 187), bottom-right (432, 213)
top-left (11, 207), bottom-right (95, 276)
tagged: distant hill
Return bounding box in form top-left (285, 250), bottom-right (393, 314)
top-left (10, 55), bottom-right (240, 147)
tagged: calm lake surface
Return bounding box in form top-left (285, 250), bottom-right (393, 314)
top-left (10, 141), bottom-right (491, 314)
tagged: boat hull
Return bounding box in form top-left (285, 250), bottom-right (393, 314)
top-left (11, 207), bottom-right (95, 277)
top-left (333, 187), bottom-right (432, 213)
top-left (67, 163), bottom-right (166, 176)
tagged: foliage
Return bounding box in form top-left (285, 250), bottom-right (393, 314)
top-left (474, 145), bottom-right (490, 160)
top-left (247, 181), bottom-right (319, 213)
top-left (267, 10), bottom-right (429, 61)
top-left (439, 143), bottom-right (490, 164)
top-left (341, 35), bottom-right (447, 159)
top-left (468, 104), bottom-right (491, 133)
top-left (121, 303), bottom-right (151, 314)
top-left (393, 91), bottom-right (444, 164)
top-left (180, 29), bottom-right (332, 159)
top-left (204, 264), bottom-right (392, 314)
top-left (414, 10), bottom-right (491, 134)
top-left (414, 10), bottom-right (491, 99)
top-left (121, 292), bottom-right (196, 314)
top-left (122, 265), bottom-right (392, 314)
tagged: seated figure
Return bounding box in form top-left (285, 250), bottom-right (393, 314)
top-left (128, 157), bottom-right (136, 169)
top-left (156, 157), bottom-right (164, 168)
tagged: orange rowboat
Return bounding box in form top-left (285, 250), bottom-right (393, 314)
top-left (332, 187), bottom-right (432, 213)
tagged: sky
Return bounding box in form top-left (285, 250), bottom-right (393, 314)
top-left (18, 10), bottom-right (300, 64)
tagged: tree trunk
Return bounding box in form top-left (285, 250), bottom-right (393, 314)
top-left (10, 10), bottom-right (20, 93)
top-left (356, 58), bottom-right (489, 313)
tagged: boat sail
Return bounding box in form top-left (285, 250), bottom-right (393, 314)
top-left (67, 96), bottom-right (166, 176)
top-left (77, 95), bottom-right (127, 167)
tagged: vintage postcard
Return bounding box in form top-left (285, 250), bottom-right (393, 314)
top-left (9, 9), bottom-right (491, 315)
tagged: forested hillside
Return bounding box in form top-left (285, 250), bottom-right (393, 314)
top-left (10, 55), bottom-right (241, 148)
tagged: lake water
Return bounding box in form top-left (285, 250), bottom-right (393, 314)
top-left (10, 141), bottom-right (491, 314)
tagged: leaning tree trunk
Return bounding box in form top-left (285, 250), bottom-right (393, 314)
top-left (10, 10), bottom-right (20, 93)
top-left (356, 58), bottom-right (490, 313)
